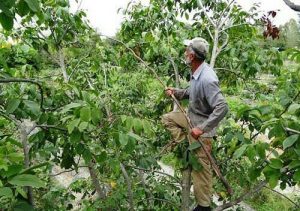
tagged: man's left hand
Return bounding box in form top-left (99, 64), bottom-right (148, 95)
top-left (191, 127), bottom-right (204, 139)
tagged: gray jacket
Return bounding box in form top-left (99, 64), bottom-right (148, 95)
top-left (174, 62), bottom-right (229, 137)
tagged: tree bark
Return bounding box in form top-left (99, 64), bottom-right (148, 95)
top-left (210, 28), bottom-right (219, 68)
top-left (88, 161), bottom-right (106, 199)
top-left (181, 166), bottom-right (192, 211)
top-left (120, 163), bottom-right (135, 211)
top-left (20, 123), bottom-right (35, 206)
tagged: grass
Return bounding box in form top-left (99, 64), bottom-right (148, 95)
top-left (246, 188), bottom-right (296, 211)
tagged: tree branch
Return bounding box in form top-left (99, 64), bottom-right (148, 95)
top-left (218, 0), bottom-right (234, 29)
top-left (277, 90), bottom-right (300, 117)
top-left (197, 0), bottom-right (216, 27)
top-left (263, 186), bottom-right (300, 208)
top-left (124, 164), bottom-right (180, 183)
top-left (215, 180), bottom-right (267, 211)
top-left (120, 163), bottom-right (135, 211)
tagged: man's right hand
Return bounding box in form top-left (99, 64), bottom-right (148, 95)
top-left (165, 87), bottom-right (175, 97)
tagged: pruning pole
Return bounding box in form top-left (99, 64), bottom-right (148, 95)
top-left (101, 34), bottom-right (233, 195)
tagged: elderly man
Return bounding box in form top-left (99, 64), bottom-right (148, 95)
top-left (161, 37), bottom-right (228, 211)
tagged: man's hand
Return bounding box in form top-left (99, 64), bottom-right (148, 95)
top-left (165, 87), bottom-right (175, 97)
top-left (191, 127), bottom-right (204, 139)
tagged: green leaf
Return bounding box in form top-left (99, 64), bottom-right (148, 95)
top-left (24, 0), bottom-right (40, 12)
top-left (188, 142), bottom-right (201, 151)
top-left (96, 151), bottom-right (107, 163)
top-left (0, 187), bottom-right (13, 198)
top-left (80, 107), bottom-right (91, 122)
top-left (23, 100), bottom-right (40, 115)
top-left (78, 122), bottom-right (88, 132)
top-left (6, 99), bottom-right (20, 114)
top-left (268, 174), bottom-right (279, 188)
top-left (67, 119), bottom-right (80, 133)
top-left (127, 131), bottom-right (143, 142)
top-left (9, 174), bottom-right (45, 188)
top-left (256, 143), bottom-right (267, 159)
top-left (289, 160), bottom-right (300, 169)
top-left (61, 103), bottom-right (82, 113)
top-left (16, 186), bottom-right (27, 198)
top-left (293, 170), bottom-right (300, 182)
top-left (189, 152), bottom-right (202, 172)
top-left (288, 104), bottom-right (300, 113)
top-left (13, 200), bottom-right (34, 211)
top-left (269, 158), bottom-right (283, 169)
top-left (7, 152), bottom-right (23, 162)
top-left (91, 107), bottom-right (102, 124)
top-left (16, 0), bottom-right (30, 17)
top-left (233, 145), bottom-right (248, 159)
top-left (0, 12), bottom-right (13, 31)
top-left (70, 131), bottom-right (81, 144)
top-left (119, 132), bottom-right (128, 146)
top-left (283, 135), bottom-right (299, 150)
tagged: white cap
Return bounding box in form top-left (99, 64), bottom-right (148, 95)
top-left (183, 37), bottom-right (209, 57)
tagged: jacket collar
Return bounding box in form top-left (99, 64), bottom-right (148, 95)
top-left (192, 62), bottom-right (206, 80)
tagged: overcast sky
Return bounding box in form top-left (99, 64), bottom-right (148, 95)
top-left (70, 0), bottom-right (300, 36)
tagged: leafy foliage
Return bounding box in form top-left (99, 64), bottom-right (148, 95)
top-left (0, 0), bottom-right (299, 210)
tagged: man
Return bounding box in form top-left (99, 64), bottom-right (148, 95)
top-left (161, 37), bottom-right (228, 211)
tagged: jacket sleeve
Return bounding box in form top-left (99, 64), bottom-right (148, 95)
top-left (196, 80), bottom-right (229, 132)
top-left (173, 87), bottom-right (190, 100)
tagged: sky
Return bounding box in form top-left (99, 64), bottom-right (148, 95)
top-left (69, 0), bottom-right (300, 36)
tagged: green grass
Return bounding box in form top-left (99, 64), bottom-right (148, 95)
top-left (246, 188), bottom-right (295, 211)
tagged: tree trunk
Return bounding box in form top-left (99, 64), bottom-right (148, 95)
top-left (181, 166), bottom-right (192, 211)
top-left (20, 123), bottom-right (35, 206)
top-left (210, 29), bottom-right (219, 68)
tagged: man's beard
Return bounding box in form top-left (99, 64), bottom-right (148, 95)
top-left (185, 57), bottom-right (191, 65)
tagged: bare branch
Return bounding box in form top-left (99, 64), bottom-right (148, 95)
top-left (218, 0), bottom-right (235, 28)
top-left (120, 163), bottom-right (135, 211)
top-left (206, 25), bottom-right (214, 40)
top-left (216, 32), bottom-right (229, 56)
top-left (285, 127), bottom-right (300, 135)
top-left (214, 67), bottom-right (246, 80)
top-left (37, 124), bottom-right (67, 132)
top-left (218, 0), bottom-right (235, 23)
top-left (220, 23), bottom-right (251, 33)
top-left (197, 0), bottom-right (216, 27)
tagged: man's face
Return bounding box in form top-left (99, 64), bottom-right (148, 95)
top-left (184, 46), bottom-right (194, 65)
